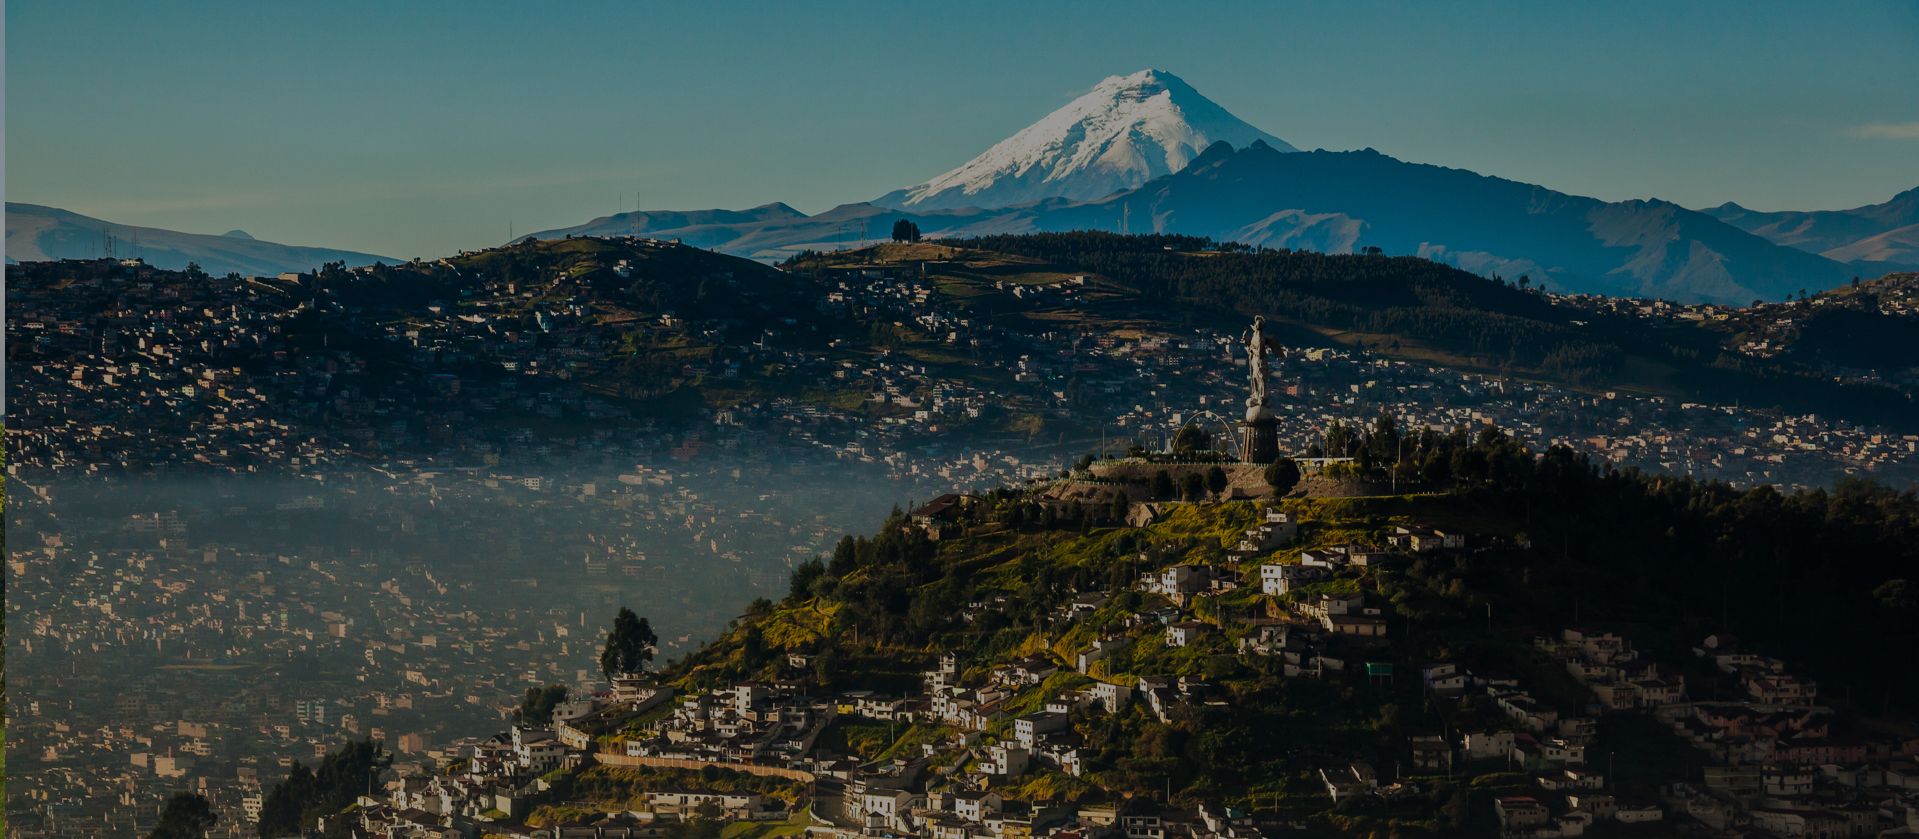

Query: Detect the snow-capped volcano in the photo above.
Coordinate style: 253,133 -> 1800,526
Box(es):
876,69 -> 1295,212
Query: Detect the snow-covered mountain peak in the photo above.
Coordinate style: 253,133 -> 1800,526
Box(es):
877,69 -> 1295,212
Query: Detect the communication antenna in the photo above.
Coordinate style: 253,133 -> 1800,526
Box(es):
1121,203 -> 1130,236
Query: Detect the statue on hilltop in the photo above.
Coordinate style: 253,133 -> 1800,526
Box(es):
1238,315 -> 1281,464
1243,315 -> 1273,408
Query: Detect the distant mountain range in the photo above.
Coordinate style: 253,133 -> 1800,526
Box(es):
4,202 -> 396,277
523,70 -> 1913,305
519,201 -> 896,258
1704,187 -> 1919,267
13,70 -> 1914,305
963,141 -> 1868,303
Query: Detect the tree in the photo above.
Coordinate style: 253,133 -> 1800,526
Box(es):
1369,411 -> 1401,464
1263,458 -> 1302,495
600,608 -> 659,679
1205,465 -> 1229,495
1875,579 -> 1914,612
1172,424 -> 1210,454
258,739 -> 389,838
890,219 -> 921,243
812,646 -> 841,686
1180,473 -> 1206,501
518,684 -> 569,726
739,623 -> 770,670
257,764 -> 314,837
1150,470 -> 1175,499
150,792 -> 218,839
787,556 -> 825,602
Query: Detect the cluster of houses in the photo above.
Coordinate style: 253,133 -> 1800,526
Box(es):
1536,629 -> 1688,712
16,247 -> 1912,494
1424,625 -> 1919,837
3,445 -> 907,837
1102,510 -> 1397,679
323,680 -> 817,838
620,681 -> 827,766
1410,634 -> 1671,838
383,654 -> 1289,839
1642,635 -> 1919,836
376,504 -> 1461,839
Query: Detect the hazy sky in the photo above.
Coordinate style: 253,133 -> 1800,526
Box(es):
9,0 -> 1919,259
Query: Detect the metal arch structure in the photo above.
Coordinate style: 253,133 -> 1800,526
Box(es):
1166,410 -> 1243,460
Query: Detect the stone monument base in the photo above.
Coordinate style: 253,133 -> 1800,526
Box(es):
1240,403 -> 1279,465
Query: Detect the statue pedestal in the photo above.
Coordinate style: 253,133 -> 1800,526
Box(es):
1240,404 -> 1279,465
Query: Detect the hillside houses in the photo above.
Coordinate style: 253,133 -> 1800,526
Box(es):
1258,562 -> 1327,596
1387,525 -> 1464,553
1430,626 -> 1919,836
1695,634 -> 1822,707
1230,509 -> 1297,558
1537,628 -> 1687,710
1293,592 -> 1388,638
13,250 -> 1917,499
1165,621 -> 1212,647
1139,563 -> 1235,607
912,493 -> 981,539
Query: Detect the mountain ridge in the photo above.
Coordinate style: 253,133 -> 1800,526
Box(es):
1704,186 -> 1919,266
5,202 -> 397,277
500,70 -> 1906,303
931,143 -> 1861,304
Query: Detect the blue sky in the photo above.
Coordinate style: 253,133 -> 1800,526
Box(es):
9,0 -> 1918,259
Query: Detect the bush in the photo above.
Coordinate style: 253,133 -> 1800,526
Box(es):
1264,458 -> 1301,494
